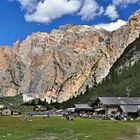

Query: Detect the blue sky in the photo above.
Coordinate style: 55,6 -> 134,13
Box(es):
0,0 -> 140,46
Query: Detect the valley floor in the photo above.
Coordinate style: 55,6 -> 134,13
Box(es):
0,116 -> 140,140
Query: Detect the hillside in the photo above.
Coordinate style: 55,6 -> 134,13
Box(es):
0,10 -> 140,103
0,95 -> 23,106
50,36 -> 140,108
4,36 -> 139,108
97,36 -> 140,97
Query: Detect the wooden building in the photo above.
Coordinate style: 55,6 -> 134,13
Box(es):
1,107 -> 20,116
74,104 -> 94,114
119,105 -> 140,117
92,97 -> 140,116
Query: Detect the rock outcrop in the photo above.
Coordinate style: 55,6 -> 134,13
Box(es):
0,10 -> 140,103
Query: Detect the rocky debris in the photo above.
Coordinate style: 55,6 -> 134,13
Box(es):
0,10 -> 140,103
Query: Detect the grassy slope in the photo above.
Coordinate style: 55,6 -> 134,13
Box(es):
0,95 -> 23,106
0,116 -> 139,140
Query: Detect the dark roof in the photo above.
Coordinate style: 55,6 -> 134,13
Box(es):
131,97 -> 140,104
74,104 -> 93,110
98,97 -> 122,105
97,97 -> 140,106
120,105 -> 138,113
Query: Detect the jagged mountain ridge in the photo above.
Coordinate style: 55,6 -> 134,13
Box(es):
92,36 -> 140,97
50,36 -> 140,108
0,10 -> 140,103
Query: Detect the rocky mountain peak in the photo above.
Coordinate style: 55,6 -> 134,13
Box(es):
0,10 -> 140,103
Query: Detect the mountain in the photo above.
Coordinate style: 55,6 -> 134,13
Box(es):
0,10 -> 140,103
49,36 -> 140,108
102,36 -> 140,96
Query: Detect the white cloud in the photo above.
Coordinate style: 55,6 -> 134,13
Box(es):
95,19 -> 126,31
78,0 -> 104,20
113,0 -> 139,6
9,0 -> 140,24
25,0 -> 81,23
105,4 -> 119,20
10,0 -> 105,24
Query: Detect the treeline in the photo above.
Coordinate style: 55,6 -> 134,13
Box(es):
22,98 -> 54,110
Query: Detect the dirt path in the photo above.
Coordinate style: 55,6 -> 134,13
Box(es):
117,125 -> 140,140
30,133 -> 58,140
132,125 -> 140,140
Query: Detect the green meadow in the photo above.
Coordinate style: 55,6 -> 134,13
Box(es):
0,116 -> 140,140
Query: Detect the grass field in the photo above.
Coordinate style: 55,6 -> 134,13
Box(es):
0,116 -> 140,140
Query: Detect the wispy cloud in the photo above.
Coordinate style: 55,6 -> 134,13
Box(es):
105,0 -> 140,20
104,4 -> 119,20
9,0 -> 38,12
105,5 -> 119,20
78,0 -> 104,20
113,0 -> 139,7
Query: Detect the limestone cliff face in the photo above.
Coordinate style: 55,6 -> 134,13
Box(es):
0,10 -> 140,103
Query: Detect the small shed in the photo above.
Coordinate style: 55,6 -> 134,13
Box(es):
2,107 -> 12,115
1,107 -> 20,116
74,104 -> 94,114
12,109 -> 20,115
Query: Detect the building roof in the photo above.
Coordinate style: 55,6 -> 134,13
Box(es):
74,104 -> 93,110
131,97 -> 140,104
97,97 -> 140,106
120,105 -> 138,113
2,106 -> 20,112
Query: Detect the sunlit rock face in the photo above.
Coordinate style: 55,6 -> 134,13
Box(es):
0,10 -> 140,103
